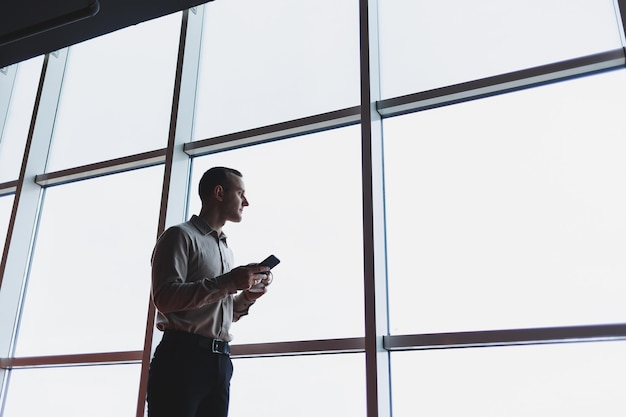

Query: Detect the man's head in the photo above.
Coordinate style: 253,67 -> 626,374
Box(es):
198,167 -> 248,224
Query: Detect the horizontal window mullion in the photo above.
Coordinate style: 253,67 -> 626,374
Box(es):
385,323 -> 626,351
378,48 -> 626,118
34,148 -> 167,187
184,106 -> 361,157
7,323 -> 624,367
0,350 -> 143,369
2,337 -> 366,368
0,180 -> 18,196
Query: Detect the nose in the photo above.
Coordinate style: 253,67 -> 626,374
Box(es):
243,196 -> 249,206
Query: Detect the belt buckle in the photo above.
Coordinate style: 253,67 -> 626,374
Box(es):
211,339 -> 225,354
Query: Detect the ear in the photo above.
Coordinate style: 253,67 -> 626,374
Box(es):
214,185 -> 225,201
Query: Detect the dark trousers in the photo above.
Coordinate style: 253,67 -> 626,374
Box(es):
147,331 -> 234,417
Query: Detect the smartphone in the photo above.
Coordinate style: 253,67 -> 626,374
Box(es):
250,255 -> 280,292
258,254 -> 280,269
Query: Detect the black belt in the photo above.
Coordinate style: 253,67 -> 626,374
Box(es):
163,330 -> 231,355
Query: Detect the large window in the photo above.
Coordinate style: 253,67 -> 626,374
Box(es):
231,354 -> 365,416
384,69 -> 626,335
0,56 -> 44,183
193,0 -> 360,139
378,0 -> 623,97
189,126 -> 364,344
45,14 -> 181,172
2,364 -> 141,417
391,342 -> 626,417
1,1 -> 625,417
15,167 -> 163,356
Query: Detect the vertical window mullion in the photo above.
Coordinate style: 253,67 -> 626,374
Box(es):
135,7 -> 204,417
359,0 -> 391,416
0,49 -> 68,408
0,65 -> 17,147
615,0 -> 626,45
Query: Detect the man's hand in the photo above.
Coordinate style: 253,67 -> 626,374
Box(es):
229,265 -> 271,290
243,286 -> 267,301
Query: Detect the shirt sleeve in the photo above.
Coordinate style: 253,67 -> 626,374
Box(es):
233,292 -> 256,321
151,227 -> 237,314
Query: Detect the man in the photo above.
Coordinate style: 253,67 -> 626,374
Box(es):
147,166 -> 271,417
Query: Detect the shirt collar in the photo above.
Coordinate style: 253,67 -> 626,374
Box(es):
190,215 -> 228,241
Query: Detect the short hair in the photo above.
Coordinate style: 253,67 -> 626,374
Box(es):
198,167 -> 243,202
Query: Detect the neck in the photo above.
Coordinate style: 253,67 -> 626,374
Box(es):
198,207 -> 225,234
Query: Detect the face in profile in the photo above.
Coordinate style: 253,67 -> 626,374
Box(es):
221,173 -> 249,223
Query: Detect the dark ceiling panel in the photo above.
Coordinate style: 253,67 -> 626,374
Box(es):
0,0 -> 212,68
0,0 -> 99,46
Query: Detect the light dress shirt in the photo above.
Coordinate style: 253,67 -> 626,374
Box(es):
151,215 -> 254,342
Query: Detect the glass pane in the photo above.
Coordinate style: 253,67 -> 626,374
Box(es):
14,166 -> 163,355
385,70 -> 626,335
3,364 -> 140,417
231,353 -> 365,417
391,342 -> 626,417
0,195 -> 14,255
0,56 -> 44,183
379,0 -> 623,98
45,13 -> 182,172
188,126 -> 363,343
193,0 -> 360,139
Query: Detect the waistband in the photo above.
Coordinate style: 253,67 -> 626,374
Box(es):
163,330 -> 231,355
